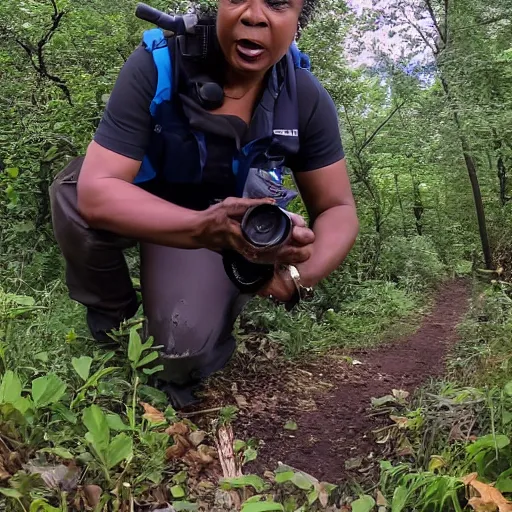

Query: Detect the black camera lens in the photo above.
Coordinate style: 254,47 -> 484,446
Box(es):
241,204 -> 292,248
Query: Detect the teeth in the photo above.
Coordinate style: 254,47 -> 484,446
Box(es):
237,44 -> 264,58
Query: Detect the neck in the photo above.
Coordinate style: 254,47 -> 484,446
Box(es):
224,67 -> 267,90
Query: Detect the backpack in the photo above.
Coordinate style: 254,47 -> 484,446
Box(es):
134,27 -> 311,194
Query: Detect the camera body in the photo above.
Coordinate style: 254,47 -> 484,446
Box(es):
222,164 -> 299,294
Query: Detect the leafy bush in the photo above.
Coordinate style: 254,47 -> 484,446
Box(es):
241,279 -> 421,357
378,235 -> 446,291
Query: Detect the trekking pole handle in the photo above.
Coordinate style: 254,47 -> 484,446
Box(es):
135,2 -> 186,33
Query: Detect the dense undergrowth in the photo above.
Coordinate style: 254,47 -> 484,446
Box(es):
0,227 -> 457,511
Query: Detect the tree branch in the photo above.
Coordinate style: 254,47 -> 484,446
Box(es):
424,0 -> 445,45
452,15 -> 510,33
399,4 -> 439,55
358,100 -> 406,156
10,4 -> 72,105
50,0 -> 58,18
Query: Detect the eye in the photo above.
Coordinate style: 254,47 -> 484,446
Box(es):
266,0 -> 289,9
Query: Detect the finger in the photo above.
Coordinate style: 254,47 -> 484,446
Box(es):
288,212 -> 307,228
227,223 -> 266,261
276,245 -> 313,265
291,226 -> 315,247
223,197 -> 275,218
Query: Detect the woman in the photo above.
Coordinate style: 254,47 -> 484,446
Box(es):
49,0 -> 359,407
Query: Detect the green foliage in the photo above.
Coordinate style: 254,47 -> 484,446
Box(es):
378,236 -> 447,291
243,278 -> 421,356
373,282 -> 512,511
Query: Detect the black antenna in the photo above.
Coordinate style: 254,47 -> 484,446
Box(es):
135,2 -> 196,33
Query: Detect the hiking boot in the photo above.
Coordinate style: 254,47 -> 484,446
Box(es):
152,378 -> 204,410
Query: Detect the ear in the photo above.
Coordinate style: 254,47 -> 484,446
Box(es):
295,21 -> 302,42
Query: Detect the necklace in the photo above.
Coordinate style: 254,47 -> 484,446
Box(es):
223,88 -> 251,100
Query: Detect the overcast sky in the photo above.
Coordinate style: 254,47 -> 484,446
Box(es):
344,0 -> 435,69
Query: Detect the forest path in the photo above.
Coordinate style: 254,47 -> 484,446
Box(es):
198,279 -> 471,484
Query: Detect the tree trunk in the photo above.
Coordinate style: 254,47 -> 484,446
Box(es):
492,131 -> 509,205
440,77 -> 493,269
394,174 -> 407,237
411,176 -> 424,236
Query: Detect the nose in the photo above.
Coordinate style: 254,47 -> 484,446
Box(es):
240,0 -> 268,27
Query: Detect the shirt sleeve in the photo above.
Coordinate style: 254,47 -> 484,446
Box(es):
93,45 -> 157,161
287,69 -> 345,173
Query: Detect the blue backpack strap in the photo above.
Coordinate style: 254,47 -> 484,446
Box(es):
142,28 -> 173,116
289,41 -> 311,71
134,29 -> 174,185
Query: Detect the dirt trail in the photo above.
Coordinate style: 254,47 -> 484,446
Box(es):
199,279 -> 470,484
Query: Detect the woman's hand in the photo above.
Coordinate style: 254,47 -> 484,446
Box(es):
257,264 -> 297,302
273,212 -> 315,265
199,199 -> 315,265
198,197 -> 275,255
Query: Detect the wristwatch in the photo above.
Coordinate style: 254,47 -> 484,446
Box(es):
285,265 -> 314,311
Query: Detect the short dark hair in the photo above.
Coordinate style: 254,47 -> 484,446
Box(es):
299,0 -> 319,30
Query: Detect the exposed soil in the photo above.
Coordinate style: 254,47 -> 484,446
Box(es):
194,278 -> 470,486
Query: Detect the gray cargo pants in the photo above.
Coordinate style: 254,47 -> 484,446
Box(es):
49,157 -> 251,402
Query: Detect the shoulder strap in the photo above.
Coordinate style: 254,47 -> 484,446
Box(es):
289,41 -> 311,71
142,28 -> 173,116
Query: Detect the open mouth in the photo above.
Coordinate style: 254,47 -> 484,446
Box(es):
236,39 -> 265,60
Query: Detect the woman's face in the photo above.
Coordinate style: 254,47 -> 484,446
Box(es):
216,0 -> 303,77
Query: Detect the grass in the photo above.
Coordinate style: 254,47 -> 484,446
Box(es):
241,278 -> 429,358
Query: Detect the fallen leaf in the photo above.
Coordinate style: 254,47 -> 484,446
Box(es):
390,416 -> 409,428
376,490 -> 388,506
189,431 -> 206,447
284,420 -> 298,431
396,436 -> 414,457
184,444 -> 217,467
185,450 -> 211,466
371,395 -> 396,408
468,498 -> 499,511
166,435 -> 190,460
317,483 -> 329,507
24,462 -> 80,491
345,457 -> 363,470
463,473 -> 512,512
392,389 -> 410,401
171,484 -> 186,498
140,402 -> 165,424
166,422 -> 190,436
83,485 -> 102,507
198,444 -> 217,459
176,434 -> 192,450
